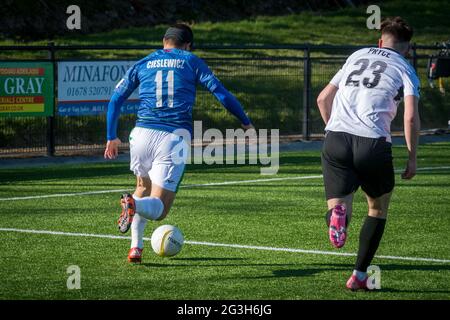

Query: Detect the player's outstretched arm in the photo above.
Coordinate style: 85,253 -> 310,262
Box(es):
212,84 -> 253,130
104,64 -> 140,159
195,57 -> 253,129
402,95 -> 420,179
104,137 -> 122,159
316,84 -> 338,125
105,92 -> 126,159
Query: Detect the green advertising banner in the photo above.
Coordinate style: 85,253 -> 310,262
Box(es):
0,62 -> 54,117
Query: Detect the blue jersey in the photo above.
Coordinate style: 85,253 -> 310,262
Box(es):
106,48 -> 251,140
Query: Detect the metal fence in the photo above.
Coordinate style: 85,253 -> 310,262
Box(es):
0,43 -> 448,158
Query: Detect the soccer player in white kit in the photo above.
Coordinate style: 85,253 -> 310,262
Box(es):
316,17 -> 420,290
104,24 -> 253,263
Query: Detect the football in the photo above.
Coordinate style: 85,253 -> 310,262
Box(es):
151,225 -> 184,257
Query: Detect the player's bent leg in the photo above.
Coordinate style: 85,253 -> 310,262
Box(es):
134,175 -> 152,198
131,176 -> 165,221
133,195 -> 165,221
127,177 -> 153,263
326,194 -> 354,226
127,130 -> 186,262
128,177 -> 170,263
149,183 -> 177,221
127,168 -> 181,263
347,191 -> 392,290
145,140 -> 186,220
326,194 -> 353,248
321,132 -> 358,249
128,210 -> 148,263
125,128 -> 154,261
117,193 -> 136,234
131,176 -> 178,221
366,191 -> 392,219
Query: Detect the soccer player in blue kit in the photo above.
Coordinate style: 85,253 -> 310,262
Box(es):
104,24 -> 253,263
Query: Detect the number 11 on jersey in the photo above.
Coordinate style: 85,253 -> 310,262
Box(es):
155,70 -> 174,108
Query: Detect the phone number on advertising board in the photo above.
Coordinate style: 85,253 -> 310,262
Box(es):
65,86 -> 112,97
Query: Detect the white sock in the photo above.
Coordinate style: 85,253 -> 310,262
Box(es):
133,195 -> 164,221
130,213 -> 148,249
353,269 -> 367,281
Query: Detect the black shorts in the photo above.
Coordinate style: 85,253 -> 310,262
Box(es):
321,131 -> 395,200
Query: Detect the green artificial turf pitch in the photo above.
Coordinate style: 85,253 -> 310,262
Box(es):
0,142 -> 449,300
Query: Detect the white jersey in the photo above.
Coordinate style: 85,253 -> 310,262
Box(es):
325,47 -> 420,142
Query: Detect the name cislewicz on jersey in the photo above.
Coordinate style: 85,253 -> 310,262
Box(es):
147,59 -> 186,69
325,47 -> 420,143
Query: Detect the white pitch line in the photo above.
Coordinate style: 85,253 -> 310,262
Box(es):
0,227 -> 449,264
0,174 -> 323,201
1,165 -> 449,202
396,166 -> 450,172
183,175 -> 323,188
0,188 -> 131,201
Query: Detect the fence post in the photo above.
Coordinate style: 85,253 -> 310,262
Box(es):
303,46 -> 311,140
47,42 -> 56,157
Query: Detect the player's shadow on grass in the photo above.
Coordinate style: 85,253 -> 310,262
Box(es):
310,263 -> 450,272
307,262 -> 450,293
374,288 -> 450,294
247,268 -> 324,279
171,257 -> 245,262
139,261 -> 297,268
0,165 -> 130,183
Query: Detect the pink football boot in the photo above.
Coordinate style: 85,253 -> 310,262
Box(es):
328,204 -> 347,248
346,274 -> 369,291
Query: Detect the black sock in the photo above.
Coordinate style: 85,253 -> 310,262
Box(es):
325,209 -> 333,227
325,208 -> 349,227
355,216 -> 387,272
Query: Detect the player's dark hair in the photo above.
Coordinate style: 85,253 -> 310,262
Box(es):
380,17 -> 413,43
163,23 -> 194,48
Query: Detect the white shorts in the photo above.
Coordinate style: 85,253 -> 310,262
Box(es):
129,127 -> 189,192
